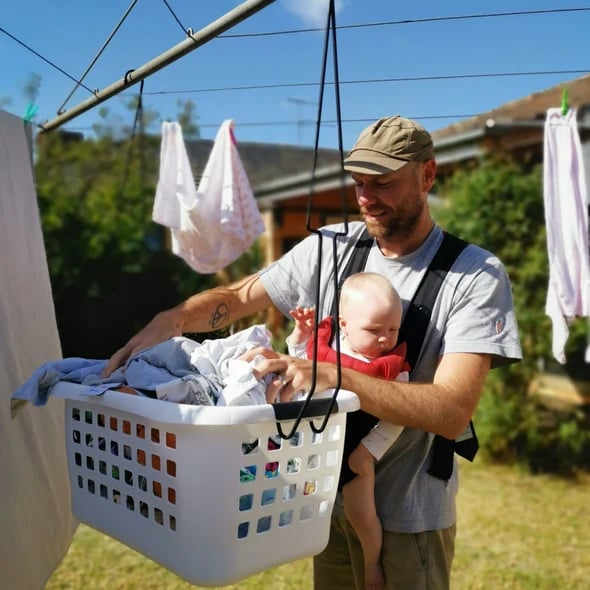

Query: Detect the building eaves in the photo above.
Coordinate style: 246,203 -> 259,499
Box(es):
255,163 -> 352,207
185,137 -> 342,189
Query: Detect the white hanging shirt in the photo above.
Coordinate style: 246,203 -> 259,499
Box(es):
152,120 -> 265,273
543,107 -> 590,363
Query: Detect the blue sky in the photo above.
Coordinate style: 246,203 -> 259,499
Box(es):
1,0 -> 589,150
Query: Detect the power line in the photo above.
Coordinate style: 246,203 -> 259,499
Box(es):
196,114 -> 483,128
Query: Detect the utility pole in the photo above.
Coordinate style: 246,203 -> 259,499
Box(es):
284,97 -> 316,145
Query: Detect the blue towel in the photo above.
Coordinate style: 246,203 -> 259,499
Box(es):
11,337 -> 206,406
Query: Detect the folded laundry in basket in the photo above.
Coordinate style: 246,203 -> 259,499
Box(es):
11,338 -> 201,407
217,358 -> 268,406
11,357 -> 112,407
155,374 -> 217,405
11,325 -> 275,409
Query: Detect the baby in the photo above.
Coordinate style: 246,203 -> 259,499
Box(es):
286,272 -> 409,590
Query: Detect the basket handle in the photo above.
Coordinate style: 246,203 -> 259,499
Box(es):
272,396 -> 338,422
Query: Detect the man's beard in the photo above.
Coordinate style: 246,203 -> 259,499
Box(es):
362,198 -> 424,242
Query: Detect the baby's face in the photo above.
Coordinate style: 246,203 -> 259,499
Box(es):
340,296 -> 401,360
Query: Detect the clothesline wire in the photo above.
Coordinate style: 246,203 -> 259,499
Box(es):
56,0 -> 193,115
1,7 -> 587,104
57,0 -> 140,115
219,7 -> 590,38
0,25 -> 93,93
160,0 -> 191,35
32,66 -> 590,131
63,113 -> 590,134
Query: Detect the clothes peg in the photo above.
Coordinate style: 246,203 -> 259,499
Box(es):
561,89 -> 569,116
23,103 -> 38,127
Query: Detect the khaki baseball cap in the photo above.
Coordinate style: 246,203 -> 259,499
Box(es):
343,115 -> 434,175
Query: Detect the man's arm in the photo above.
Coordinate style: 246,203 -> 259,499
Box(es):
103,273 -> 273,377
342,352 -> 491,439
250,350 -> 491,440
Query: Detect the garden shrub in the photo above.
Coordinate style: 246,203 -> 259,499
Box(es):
436,157 -> 589,474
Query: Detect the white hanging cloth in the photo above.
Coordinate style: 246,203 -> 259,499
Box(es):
543,107 -> 590,363
0,110 -> 77,588
153,120 -> 265,273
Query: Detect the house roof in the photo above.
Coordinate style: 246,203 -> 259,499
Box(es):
185,138 -> 342,189
190,73 -> 590,197
255,163 -> 352,206
432,73 -> 590,141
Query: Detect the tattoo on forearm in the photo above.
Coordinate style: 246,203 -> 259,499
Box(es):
210,302 -> 230,329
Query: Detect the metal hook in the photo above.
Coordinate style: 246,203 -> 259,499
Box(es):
124,69 -> 135,85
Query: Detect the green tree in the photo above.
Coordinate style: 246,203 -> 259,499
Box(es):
34,117 -> 219,358
92,96 -> 160,140
175,98 -> 200,138
23,72 -> 42,104
435,157 -> 590,474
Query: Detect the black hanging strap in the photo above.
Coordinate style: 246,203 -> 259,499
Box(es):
331,228 -> 478,481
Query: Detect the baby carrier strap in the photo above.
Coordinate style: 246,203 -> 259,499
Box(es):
329,229 -> 373,318
332,227 -> 478,481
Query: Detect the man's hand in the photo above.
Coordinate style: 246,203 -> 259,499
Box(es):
242,346 -> 338,403
101,309 -> 183,377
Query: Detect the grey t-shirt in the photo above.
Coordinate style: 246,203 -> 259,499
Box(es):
259,221 -> 522,533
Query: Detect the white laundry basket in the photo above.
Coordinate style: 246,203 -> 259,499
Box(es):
51,381 -> 359,587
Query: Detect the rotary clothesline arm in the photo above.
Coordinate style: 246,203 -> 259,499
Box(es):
39,0 -> 278,133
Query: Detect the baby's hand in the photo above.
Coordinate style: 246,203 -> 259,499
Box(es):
289,306 -> 315,335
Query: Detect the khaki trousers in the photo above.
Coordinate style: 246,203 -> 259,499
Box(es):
313,513 -> 456,590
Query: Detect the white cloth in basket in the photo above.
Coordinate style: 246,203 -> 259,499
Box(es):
11,326 -> 273,407
152,120 -> 265,273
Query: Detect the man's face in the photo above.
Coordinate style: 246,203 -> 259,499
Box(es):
351,161 -> 431,242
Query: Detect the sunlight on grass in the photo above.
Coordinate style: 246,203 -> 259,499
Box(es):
47,461 -> 589,589
453,461 -> 589,590
46,526 -> 313,590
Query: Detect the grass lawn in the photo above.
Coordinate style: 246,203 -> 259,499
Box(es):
46,460 -> 589,589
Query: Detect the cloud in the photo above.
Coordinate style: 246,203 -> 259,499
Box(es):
281,0 -> 347,28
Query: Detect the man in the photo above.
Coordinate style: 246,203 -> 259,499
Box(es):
104,115 -> 522,589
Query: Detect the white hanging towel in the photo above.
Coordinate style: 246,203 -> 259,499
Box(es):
153,120 -> 265,273
543,107 -> 590,363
